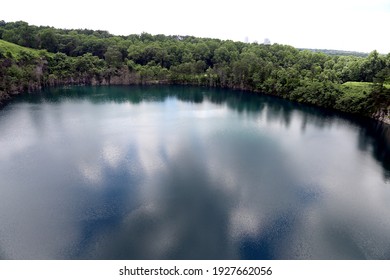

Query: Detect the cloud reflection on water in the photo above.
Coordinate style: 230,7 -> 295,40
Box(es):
0,86 -> 389,259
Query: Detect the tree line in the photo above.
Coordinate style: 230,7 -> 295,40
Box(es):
0,20 -> 389,119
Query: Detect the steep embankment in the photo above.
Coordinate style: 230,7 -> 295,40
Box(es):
0,39 -> 48,102
339,82 -> 390,124
0,40 -> 124,104
0,39 -> 156,105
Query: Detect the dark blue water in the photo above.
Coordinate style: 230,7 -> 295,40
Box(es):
0,86 -> 389,259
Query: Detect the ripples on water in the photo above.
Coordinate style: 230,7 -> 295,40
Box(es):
0,86 -> 389,259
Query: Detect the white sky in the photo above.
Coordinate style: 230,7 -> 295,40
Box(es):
1,0 -> 389,53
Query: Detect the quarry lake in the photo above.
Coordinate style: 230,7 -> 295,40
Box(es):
0,85 -> 390,259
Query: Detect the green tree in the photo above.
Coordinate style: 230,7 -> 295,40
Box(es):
361,50 -> 386,82
39,29 -> 58,53
104,45 -> 122,68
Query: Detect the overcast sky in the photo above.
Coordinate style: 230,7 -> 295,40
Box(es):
1,0 -> 389,53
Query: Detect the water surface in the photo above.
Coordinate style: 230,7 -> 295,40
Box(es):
0,86 -> 390,259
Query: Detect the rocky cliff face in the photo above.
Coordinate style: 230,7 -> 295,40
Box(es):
373,108 -> 390,125
0,60 -> 45,104
0,65 -> 166,105
45,67 -> 146,88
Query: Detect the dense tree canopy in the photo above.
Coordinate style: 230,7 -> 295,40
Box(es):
0,20 -> 389,119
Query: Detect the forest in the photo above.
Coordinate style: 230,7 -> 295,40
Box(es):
0,20 -> 389,121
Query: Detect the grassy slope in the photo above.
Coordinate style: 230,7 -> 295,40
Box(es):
0,39 -> 46,60
341,82 -> 372,96
339,82 -> 390,116
342,81 -> 390,90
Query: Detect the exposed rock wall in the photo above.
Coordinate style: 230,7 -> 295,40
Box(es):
373,108 -> 390,125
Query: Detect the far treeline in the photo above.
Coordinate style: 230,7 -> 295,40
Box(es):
0,21 -> 389,121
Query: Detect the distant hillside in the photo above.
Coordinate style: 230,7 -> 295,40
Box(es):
300,48 -> 369,57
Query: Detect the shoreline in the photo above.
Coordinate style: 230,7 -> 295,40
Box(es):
1,82 -> 389,126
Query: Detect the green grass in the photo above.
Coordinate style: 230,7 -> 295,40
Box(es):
335,82 -> 373,113
338,81 -> 390,113
341,82 -> 372,96
342,81 -> 390,92
0,39 -> 46,60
